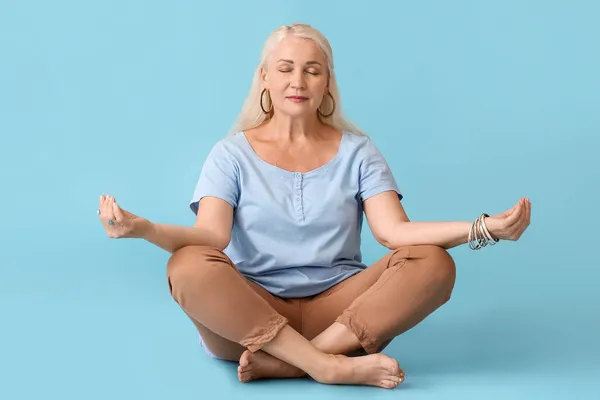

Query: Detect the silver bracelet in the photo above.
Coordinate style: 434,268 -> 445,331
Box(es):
468,213 -> 499,250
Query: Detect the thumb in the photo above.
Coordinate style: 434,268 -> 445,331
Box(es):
505,199 -> 524,226
504,200 -> 521,216
496,204 -> 515,220
112,200 -> 125,223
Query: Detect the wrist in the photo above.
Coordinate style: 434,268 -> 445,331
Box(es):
138,218 -> 155,239
483,217 -> 501,241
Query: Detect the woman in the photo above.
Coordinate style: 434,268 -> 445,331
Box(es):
97,23 -> 531,389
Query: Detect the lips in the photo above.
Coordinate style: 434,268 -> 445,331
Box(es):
287,96 -> 308,102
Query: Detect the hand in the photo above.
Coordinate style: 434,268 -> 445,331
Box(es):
485,197 -> 531,241
97,195 -> 150,239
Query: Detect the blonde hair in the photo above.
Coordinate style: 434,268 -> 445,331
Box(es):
229,23 -> 365,136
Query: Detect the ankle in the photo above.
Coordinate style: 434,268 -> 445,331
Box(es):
310,354 -> 343,383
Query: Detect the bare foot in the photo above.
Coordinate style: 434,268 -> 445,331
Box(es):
238,350 -> 305,382
317,353 -> 405,389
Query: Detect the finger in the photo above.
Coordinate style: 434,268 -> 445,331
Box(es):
515,216 -> 530,240
510,200 -> 521,212
505,198 -> 523,218
514,199 -> 527,224
521,200 -> 531,232
506,199 -> 524,226
100,195 -> 110,218
103,195 -> 116,224
521,198 -> 530,223
501,202 -> 517,218
112,199 -> 124,223
514,201 -> 531,238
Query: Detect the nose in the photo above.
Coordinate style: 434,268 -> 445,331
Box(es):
290,70 -> 306,90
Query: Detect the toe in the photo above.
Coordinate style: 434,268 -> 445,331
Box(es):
238,370 -> 252,383
238,364 -> 252,373
380,380 -> 398,389
239,351 -> 252,367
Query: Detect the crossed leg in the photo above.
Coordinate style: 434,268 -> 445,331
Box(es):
167,245 -> 456,387
238,245 -> 457,382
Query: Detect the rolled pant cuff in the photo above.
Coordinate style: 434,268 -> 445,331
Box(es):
335,312 -> 381,354
240,315 -> 289,353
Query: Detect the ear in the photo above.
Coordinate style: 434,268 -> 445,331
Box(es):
260,66 -> 268,88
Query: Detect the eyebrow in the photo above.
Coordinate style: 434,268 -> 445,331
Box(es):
277,59 -> 322,66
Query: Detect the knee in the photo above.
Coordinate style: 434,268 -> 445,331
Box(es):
396,245 -> 456,301
166,245 -> 230,291
422,245 -> 456,302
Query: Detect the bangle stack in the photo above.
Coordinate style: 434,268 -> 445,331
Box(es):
468,213 -> 499,250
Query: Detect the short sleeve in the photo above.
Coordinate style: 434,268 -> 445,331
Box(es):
358,139 -> 403,202
189,141 -> 240,214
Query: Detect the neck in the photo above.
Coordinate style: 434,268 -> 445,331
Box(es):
266,113 -> 323,142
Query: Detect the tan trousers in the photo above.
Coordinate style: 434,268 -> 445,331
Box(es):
167,244 -> 456,360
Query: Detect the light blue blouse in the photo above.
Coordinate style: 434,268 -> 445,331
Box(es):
189,131 -> 403,298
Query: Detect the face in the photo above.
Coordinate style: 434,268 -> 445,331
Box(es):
262,35 -> 329,118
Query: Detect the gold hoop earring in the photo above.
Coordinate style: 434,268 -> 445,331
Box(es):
318,92 -> 336,118
260,88 -> 273,114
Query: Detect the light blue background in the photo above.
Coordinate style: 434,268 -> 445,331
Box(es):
1,1 -> 598,399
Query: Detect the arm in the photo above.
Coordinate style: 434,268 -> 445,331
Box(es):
363,192 -> 469,249
385,221 -> 473,249
100,194 -> 234,254
141,197 -> 234,253
364,191 -> 530,250
100,140 -> 239,253
356,137 -> 530,250
364,192 -> 477,249
141,139 -> 238,253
